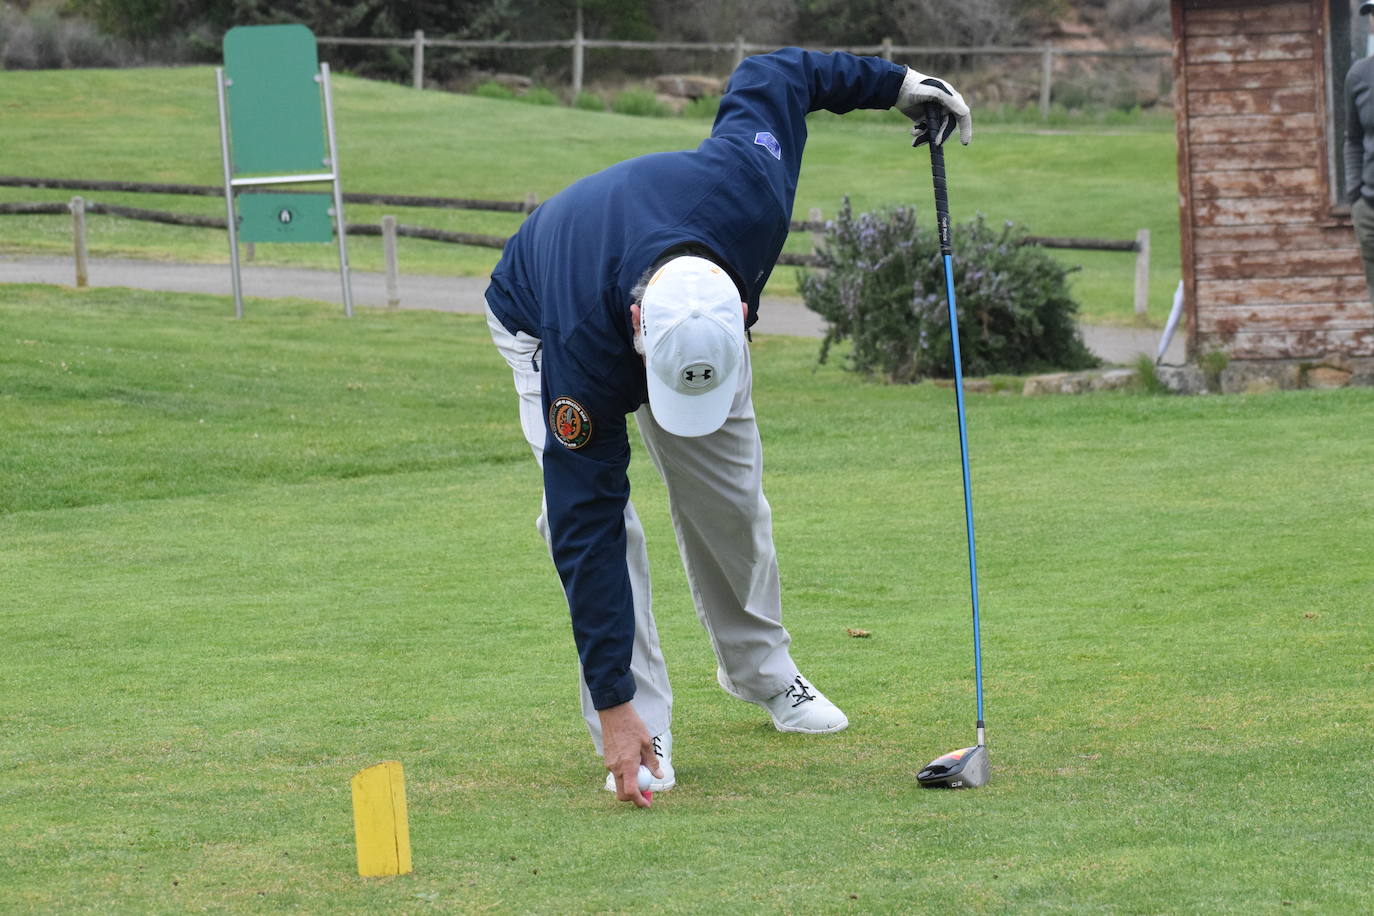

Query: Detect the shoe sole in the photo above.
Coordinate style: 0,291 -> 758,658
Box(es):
717,670 -> 849,734
763,713 -> 849,735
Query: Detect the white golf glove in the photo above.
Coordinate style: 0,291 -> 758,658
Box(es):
896,67 -> 973,147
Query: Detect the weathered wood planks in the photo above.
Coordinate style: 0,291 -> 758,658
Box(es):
1174,0 -> 1368,361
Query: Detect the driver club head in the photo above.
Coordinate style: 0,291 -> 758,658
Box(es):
917,744 -> 989,789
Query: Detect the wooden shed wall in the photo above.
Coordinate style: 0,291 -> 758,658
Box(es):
1174,0 -> 1374,360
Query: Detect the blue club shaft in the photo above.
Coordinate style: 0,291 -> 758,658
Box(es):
941,253 -> 985,728
924,104 -> 985,739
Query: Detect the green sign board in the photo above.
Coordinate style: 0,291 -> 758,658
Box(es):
237,193 -> 335,243
223,24 -> 326,175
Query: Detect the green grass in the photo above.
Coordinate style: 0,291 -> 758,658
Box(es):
0,67 -> 1178,323
2,285 -> 1371,912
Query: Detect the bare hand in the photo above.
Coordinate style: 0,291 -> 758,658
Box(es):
598,702 -> 662,808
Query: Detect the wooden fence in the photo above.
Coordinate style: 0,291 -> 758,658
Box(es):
0,176 -> 1151,313
316,32 -> 1168,120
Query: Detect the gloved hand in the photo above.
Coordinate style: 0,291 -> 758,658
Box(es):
896,67 -> 973,147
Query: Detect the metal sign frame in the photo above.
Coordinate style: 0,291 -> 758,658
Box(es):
216,26 -> 353,318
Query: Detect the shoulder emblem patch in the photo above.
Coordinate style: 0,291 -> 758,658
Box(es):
754,131 -> 782,161
550,396 -> 592,449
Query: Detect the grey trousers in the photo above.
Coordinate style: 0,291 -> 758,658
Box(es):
487,306 -> 797,754
1352,197 -> 1374,302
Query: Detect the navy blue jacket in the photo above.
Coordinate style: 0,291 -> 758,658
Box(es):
485,48 -> 904,710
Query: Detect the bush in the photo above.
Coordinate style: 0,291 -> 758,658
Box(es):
1134,354 -> 1167,395
0,5 -> 138,69
574,91 -> 606,112
60,17 -> 125,68
2,5 -> 62,69
1199,349 -> 1229,392
800,198 -> 1099,382
680,94 -> 720,120
473,81 -> 515,101
611,88 -> 670,118
519,86 -> 558,106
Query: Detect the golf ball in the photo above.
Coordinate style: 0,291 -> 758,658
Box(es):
637,766 -> 653,792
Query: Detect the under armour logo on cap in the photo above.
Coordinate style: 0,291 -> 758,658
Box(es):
681,364 -> 714,388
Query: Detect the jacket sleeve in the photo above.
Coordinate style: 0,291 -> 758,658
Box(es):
538,334 -> 638,710
1346,62 -> 1366,205
711,47 -> 906,158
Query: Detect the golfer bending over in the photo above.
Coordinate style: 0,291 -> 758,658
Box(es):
484,47 -> 972,806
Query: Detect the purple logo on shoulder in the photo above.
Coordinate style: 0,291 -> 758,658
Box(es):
754,131 -> 782,161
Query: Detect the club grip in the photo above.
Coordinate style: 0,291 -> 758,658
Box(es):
924,102 -> 952,256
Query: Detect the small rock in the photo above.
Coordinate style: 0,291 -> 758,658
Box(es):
1157,366 -> 1206,395
1352,359 -> 1374,386
1023,373 -> 1070,396
653,74 -> 723,99
1090,369 -> 1138,391
963,379 -> 994,394
1220,362 -> 1300,394
1063,375 -> 1093,394
655,92 -> 687,115
1312,353 -> 1353,372
1304,366 -> 1352,389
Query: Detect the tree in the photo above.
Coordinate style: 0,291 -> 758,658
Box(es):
889,0 -> 1069,47
793,0 -> 900,46
68,0 -> 230,43
650,0 -> 794,44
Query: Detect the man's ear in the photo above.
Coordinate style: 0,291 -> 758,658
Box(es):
631,303 -> 642,333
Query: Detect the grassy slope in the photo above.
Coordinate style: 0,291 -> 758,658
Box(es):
0,67 -> 1177,323
2,287 -> 1371,912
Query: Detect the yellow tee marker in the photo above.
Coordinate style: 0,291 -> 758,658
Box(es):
350,761 -> 412,877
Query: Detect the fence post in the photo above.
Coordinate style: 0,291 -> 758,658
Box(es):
382,215 -> 400,309
413,30 -> 425,90
571,6 -> 585,98
524,191 -> 539,214
69,196 -> 88,288
1039,44 -> 1054,120
733,35 -> 746,71
880,37 -> 892,61
809,207 -> 824,259
1134,228 -> 1150,319
243,242 -> 255,262
572,31 -> 585,97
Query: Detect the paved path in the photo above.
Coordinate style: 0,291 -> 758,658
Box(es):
0,254 -> 1183,365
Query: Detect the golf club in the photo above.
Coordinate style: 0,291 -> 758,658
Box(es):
915,102 -> 989,790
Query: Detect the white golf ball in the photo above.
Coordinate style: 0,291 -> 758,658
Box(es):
637,766 -> 653,792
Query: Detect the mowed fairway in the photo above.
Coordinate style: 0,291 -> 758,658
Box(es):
2,287 -> 1371,912
0,67 -> 1177,323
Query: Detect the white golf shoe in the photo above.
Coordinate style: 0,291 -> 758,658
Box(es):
602,731 -> 676,793
718,670 -> 849,734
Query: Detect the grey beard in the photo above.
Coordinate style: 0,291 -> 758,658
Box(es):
633,324 -> 646,356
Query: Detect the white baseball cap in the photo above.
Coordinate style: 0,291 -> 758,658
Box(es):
640,256 -> 745,437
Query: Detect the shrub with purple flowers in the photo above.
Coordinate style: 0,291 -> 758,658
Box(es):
800,198 -> 1099,382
